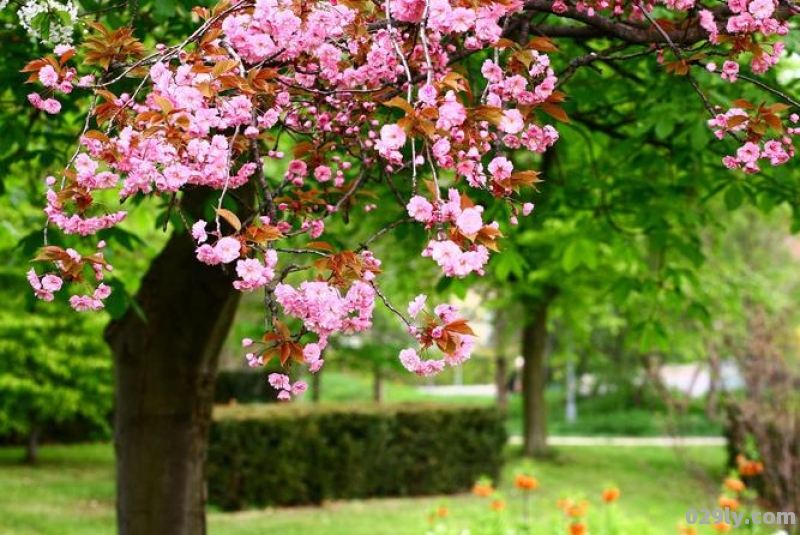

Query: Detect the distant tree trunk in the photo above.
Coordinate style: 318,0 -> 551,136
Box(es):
312,371 -> 322,403
373,364 -> 384,403
522,300 -> 550,457
105,228 -> 241,535
493,310 -> 509,410
706,345 -> 721,419
24,423 -> 40,465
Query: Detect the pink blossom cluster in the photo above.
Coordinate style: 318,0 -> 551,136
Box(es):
275,280 -> 376,339
708,109 -> 797,173
233,252 -> 278,291
69,284 -> 112,312
399,295 -> 476,376
408,189 -> 496,277
26,46 -> 85,115
722,139 -> 795,173
267,373 -> 307,401
26,269 -> 63,301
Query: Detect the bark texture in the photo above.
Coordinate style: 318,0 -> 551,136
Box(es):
105,229 -> 240,535
521,300 -> 549,457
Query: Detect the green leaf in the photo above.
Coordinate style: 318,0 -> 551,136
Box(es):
724,184 -> 744,211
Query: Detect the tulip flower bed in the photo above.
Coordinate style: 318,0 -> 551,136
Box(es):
425,455 -> 780,535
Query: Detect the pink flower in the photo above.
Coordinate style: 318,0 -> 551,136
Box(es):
408,294 -> 427,318
93,283 -> 112,300
42,99 -> 62,115
436,94 -> 467,130
196,244 -> 221,265
499,109 -> 525,134
488,156 -> 513,180
481,59 -> 504,83
268,373 -> 291,391
721,61 -> 739,82
192,220 -> 208,243
41,274 -> 63,292
288,159 -> 308,176
242,338 -> 254,347
54,45 -> 74,55
748,0 -> 775,19
418,84 -> 438,105
736,142 -> 761,164
455,207 -> 483,235
406,195 -> 434,222
291,381 -> 308,396
214,237 -> 241,264
39,65 -> 59,88
380,124 -> 407,150
309,219 -> 325,239
314,165 -> 332,182
522,202 -> 535,216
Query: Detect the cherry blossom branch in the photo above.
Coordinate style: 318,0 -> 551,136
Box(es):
638,5 -> 717,118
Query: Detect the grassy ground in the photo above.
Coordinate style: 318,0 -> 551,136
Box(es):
0,443 -> 726,535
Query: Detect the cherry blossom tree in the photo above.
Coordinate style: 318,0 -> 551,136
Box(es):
14,0 -> 800,532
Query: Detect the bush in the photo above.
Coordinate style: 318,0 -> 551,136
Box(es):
207,403 -> 507,509
214,370 -> 279,404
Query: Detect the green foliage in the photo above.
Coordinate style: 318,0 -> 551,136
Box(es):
207,403 -> 507,509
0,268 -> 112,445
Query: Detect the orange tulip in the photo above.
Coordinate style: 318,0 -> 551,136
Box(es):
736,455 -> 764,476
713,522 -> 732,532
679,525 -> 698,535
566,501 -> 589,518
724,478 -> 746,492
490,499 -> 506,511
718,495 -> 740,510
436,506 -> 449,518
569,522 -> 587,535
472,483 -> 494,497
601,488 -> 620,503
557,498 -> 573,511
515,474 -> 539,491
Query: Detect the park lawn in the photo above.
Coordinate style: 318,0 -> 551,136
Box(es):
0,443 -> 726,535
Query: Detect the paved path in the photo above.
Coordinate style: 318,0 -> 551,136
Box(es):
508,436 -> 727,447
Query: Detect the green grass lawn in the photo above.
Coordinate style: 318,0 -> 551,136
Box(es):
0,443 -> 726,535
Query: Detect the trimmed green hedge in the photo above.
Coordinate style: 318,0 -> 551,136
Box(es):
207,403 -> 506,509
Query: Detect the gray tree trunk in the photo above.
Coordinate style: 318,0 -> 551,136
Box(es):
105,229 -> 240,535
24,424 -> 40,465
521,300 -> 549,457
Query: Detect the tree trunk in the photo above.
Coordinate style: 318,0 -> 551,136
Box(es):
521,300 -> 549,457
492,310 -> 508,410
105,229 -> 240,535
24,424 -> 40,465
495,355 -> 508,410
373,364 -> 384,403
311,370 -> 322,403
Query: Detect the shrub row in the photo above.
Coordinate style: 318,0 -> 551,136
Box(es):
214,370 -> 279,404
207,402 -> 507,509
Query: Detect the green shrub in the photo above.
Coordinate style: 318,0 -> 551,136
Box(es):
207,403 -> 507,509
214,370 -> 279,404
